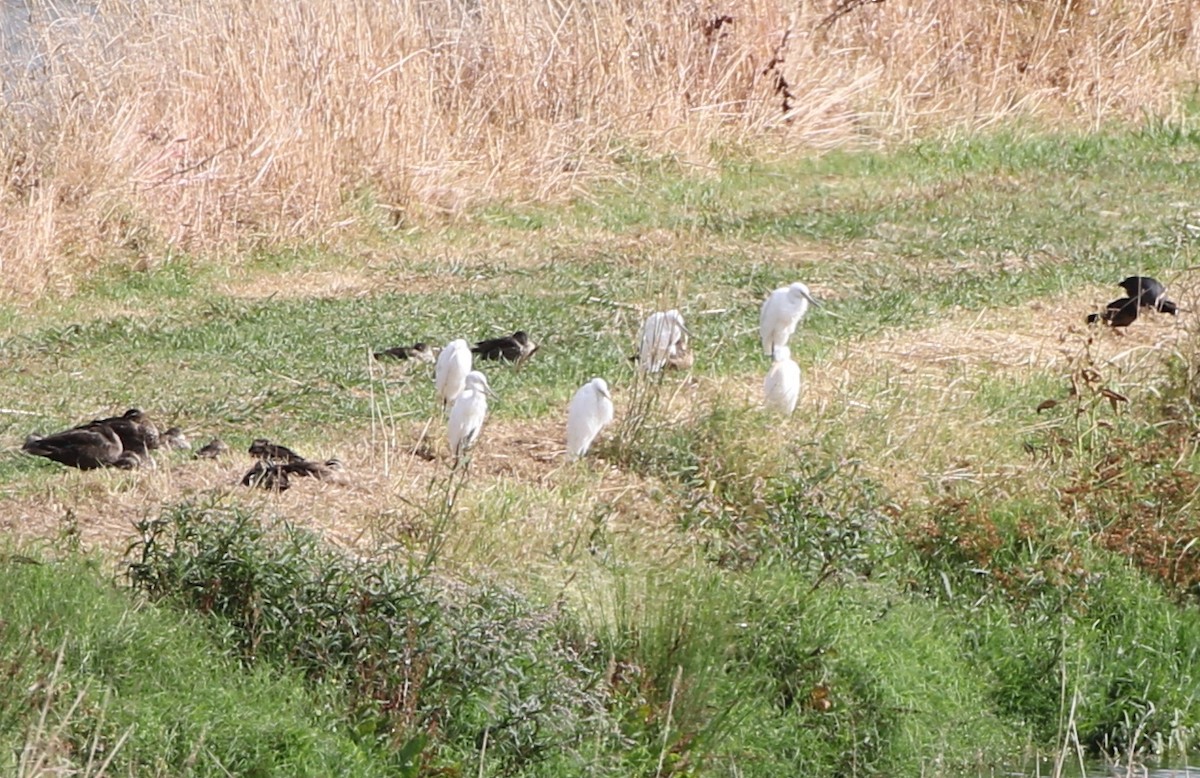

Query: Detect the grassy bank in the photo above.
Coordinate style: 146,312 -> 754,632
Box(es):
1,0 -> 1198,296
0,554 -> 402,776
2,118 -> 1200,774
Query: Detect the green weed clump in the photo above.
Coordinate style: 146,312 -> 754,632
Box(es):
591,570 -> 1023,777
125,502 -> 615,773
605,392 -> 894,582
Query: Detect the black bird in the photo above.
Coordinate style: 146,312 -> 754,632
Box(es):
196,438 -> 230,459
1087,296 -> 1140,328
248,438 -> 304,464
1119,275 -> 1178,315
22,426 -> 124,470
374,342 -> 436,363
471,331 -> 538,362
241,460 -> 290,491
75,409 -> 160,456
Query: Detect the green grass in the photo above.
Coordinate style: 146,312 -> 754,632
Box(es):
0,553 -> 399,777
4,118 -> 1200,775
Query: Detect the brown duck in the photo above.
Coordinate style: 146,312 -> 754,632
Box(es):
241,460 -> 291,491
22,426 -> 124,470
374,342 -> 436,363
161,427 -> 191,451
248,438 -> 305,464
75,409 -> 160,456
281,457 -> 345,481
196,438 -> 230,459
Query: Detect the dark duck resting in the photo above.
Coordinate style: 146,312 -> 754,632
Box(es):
161,427 -> 191,451
281,458 -> 345,482
22,426 -> 124,470
112,451 -> 147,470
1118,276 -> 1178,315
75,408 -> 160,456
374,342 -> 435,363
242,460 -> 290,491
1087,296 -> 1141,328
471,330 -> 538,362
248,438 -> 305,464
196,438 -> 230,459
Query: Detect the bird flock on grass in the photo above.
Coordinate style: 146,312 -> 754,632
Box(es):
19,274 -> 1180,489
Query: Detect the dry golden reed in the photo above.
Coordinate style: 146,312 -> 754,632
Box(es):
0,0 -> 1196,297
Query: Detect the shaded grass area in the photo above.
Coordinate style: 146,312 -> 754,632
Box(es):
4,121 -> 1200,774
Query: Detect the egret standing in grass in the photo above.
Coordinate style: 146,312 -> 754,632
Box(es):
638,309 -> 688,373
760,282 -> 818,357
448,371 -> 495,462
763,345 -> 802,416
435,338 -> 472,411
566,377 -> 614,459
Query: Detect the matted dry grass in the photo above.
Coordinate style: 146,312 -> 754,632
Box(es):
709,286 -> 1196,499
0,412 -> 685,579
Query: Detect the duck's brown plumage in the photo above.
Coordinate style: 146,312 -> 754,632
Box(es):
22,426 -> 124,470
161,427 -> 191,451
281,458 -> 345,482
241,460 -> 291,491
75,408 -> 160,456
374,342 -> 435,363
196,438 -> 230,459
248,438 -> 304,463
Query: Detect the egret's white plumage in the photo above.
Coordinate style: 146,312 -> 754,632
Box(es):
638,310 -> 688,373
763,346 -> 802,415
566,378 -> 615,459
760,282 -> 817,357
435,338 -> 472,410
448,371 -> 493,460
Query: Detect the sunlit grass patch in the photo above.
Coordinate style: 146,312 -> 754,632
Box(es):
4,120 -> 1200,772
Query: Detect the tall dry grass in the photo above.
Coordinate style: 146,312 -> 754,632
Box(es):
0,0 -> 1196,298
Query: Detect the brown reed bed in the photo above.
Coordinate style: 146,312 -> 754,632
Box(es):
1,0 -> 1196,298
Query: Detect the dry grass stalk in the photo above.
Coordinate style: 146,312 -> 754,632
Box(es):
1,0 -> 1197,295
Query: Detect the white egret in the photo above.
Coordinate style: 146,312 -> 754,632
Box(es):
763,346 -> 802,416
760,282 -> 818,357
638,309 -> 688,373
448,371 -> 494,461
435,338 -> 472,410
566,377 -> 615,459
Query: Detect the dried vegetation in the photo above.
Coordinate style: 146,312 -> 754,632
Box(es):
1,0 -> 1197,296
